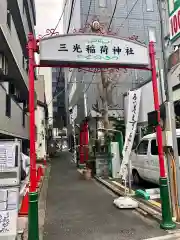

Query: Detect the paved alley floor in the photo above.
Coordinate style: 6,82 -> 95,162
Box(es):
43,152 -> 167,240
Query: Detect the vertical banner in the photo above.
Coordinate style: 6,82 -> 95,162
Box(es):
119,89 -> 141,180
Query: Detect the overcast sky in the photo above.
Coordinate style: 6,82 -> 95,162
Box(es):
35,0 -> 63,36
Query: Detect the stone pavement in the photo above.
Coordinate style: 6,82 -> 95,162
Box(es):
43,152 -> 168,240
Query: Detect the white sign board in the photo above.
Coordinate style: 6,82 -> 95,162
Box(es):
40,34 -> 149,67
0,141 -> 21,186
119,89 -> 141,180
0,187 -> 19,239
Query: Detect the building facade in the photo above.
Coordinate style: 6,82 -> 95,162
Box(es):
52,68 -> 66,129
38,67 -> 53,128
35,75 -> 48,160
0,0 -> 36,151
64,0 -> 169,126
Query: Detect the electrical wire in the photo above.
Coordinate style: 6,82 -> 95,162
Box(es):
66,0 -> 76,33
108,0 -> 119,31
119,0 -> 140,28
52,0 -> 68,34
85,0 -> 93,26
48,88 -> 65,106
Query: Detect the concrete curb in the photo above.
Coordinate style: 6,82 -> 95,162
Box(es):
94,176 -> 162,223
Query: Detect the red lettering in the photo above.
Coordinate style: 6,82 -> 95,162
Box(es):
173,15 -> 178,33
178,10 -> 180,29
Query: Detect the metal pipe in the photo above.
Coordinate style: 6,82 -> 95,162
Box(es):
149,42 -> 166,177
28,33 -> 37,192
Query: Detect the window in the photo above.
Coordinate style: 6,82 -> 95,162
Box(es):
9,83 -> 15,95
6,94 -> 11,118
52,82 -> 57,87
148,28 -> 156,42
146,0 -> 154,11
53,106 -> 58,112
99,0 -> 107,8
7,9 -> 11,30
151,139 -> 158,155
137,140 -> 149,155
22,102 -> 26,127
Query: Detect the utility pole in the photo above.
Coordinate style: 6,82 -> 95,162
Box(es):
158,0 -> 180,214
28,33 -> 39,240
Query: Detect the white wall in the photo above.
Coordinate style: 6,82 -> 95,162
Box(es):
35,105 -> 46,159
0,84 -> 29,138
38,67 -> 53,126
124,78 -> 163,124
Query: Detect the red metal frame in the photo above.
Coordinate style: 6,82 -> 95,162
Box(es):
28,33 -> 38,192
28,30 -> 166,191
79,124 -> 84,164
149,42 -> 165,177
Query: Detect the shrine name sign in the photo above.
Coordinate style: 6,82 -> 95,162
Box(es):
39,34 -> 149,68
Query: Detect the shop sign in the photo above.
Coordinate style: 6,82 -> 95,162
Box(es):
169,0 -> 180,42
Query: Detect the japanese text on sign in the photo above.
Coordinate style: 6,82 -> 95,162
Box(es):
58,43 -> 134,56
39,34 -> 149,67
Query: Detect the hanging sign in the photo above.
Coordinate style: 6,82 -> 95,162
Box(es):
39,34 -> 149,67
168,0 -> 180,42
119,89 -> 141,180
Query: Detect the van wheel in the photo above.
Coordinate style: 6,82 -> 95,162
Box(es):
132,170 -> 142,185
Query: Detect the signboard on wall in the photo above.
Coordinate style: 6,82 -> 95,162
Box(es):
168,47 -> 180,70
39,34 -> 149,68
168,0 -> 180,42
0,187 -> 19,238
0,140 -> 21,186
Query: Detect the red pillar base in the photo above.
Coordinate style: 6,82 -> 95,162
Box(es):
19,191 -> 29,216
36,165 -> 44,188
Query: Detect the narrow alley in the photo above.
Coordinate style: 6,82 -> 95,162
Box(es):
43,152 -> 166,240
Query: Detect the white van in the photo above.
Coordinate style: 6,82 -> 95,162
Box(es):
131,129 -> 180,185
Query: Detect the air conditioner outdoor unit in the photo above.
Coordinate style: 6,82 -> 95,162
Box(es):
0,53 -> 8,75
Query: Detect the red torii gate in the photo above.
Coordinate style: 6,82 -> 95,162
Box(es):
27,31 -> 175,239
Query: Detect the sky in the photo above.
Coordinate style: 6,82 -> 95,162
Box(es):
35,0 -> 64,36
